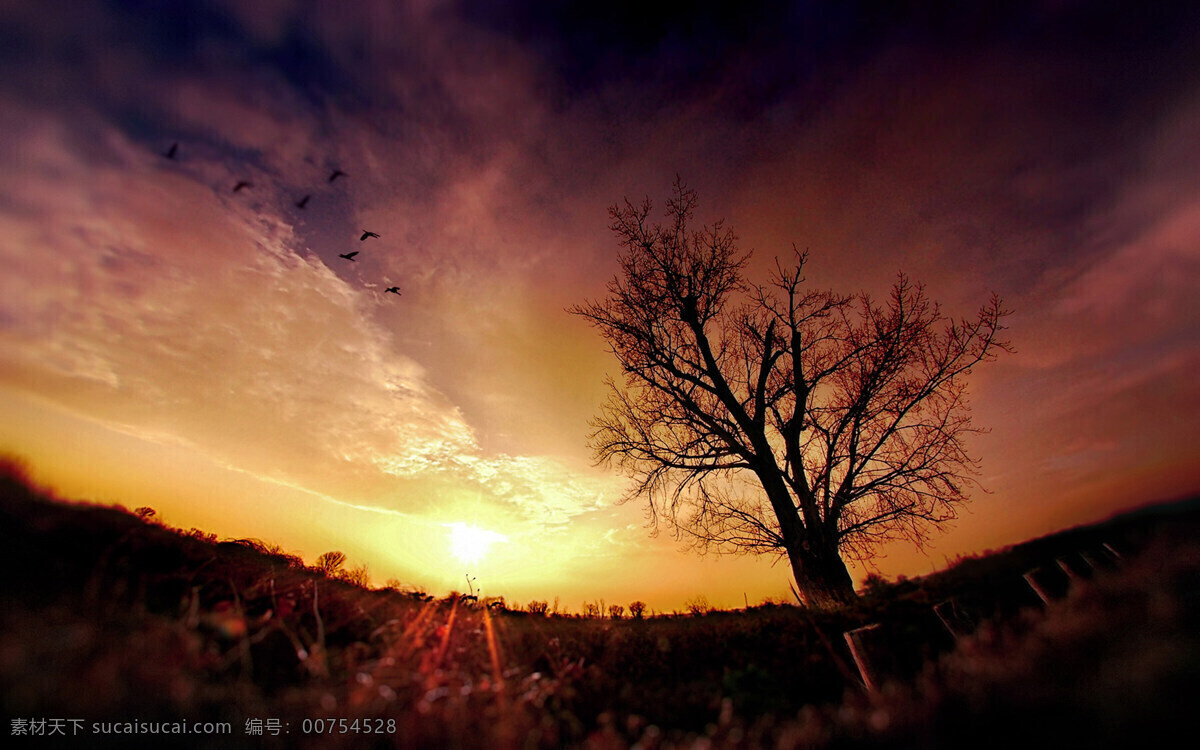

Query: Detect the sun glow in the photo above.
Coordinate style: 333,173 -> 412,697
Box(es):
447,523 -> 507,566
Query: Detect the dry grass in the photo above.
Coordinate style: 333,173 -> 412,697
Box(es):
2,464 -> 1196,748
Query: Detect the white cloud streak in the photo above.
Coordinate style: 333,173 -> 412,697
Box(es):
0,101 -> 614,529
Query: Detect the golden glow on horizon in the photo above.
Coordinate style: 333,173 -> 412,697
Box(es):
2,21 -> 1197,617
447,523 -> 508,567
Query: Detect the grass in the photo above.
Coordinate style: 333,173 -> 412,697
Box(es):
1,463 -> 1197,748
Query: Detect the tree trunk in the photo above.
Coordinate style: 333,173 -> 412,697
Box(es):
754,467 -> 858,609
787,541 -> 858,609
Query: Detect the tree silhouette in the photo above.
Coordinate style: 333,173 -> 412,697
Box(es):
570,180 -> 1011,608
314,551 -> 346,575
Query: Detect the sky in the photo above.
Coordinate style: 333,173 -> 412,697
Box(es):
1,0 -> 1198,612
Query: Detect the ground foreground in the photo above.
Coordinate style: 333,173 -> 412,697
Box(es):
2,467 -> 1197,748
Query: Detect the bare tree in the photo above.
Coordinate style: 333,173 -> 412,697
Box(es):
314,551 -> 347,576
570,180 -> 1011,608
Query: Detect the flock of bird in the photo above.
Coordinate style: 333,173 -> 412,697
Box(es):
163,142 -> 402,297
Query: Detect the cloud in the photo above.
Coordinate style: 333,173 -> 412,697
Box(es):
0,102 -> 614,528
1016,91 -> 1200,373
4,0 -> 1198,599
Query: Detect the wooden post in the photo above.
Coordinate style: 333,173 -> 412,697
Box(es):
1079,551 -> 1101,571
933,599 -> 970,640
1024,570 -> 1052,605
844,624 -> 882,693
1056,556 -> 1082,582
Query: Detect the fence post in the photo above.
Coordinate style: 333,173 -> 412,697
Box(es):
843,624 -> 882,693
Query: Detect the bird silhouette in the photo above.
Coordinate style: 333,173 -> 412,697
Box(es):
295,194 -> 311,209
328,169 -> 346,183
385,286 -> 402,295
164,142 -> 178,159
360,231 -> 380,241
233,181 -> 251,192
338,251 -> 359,261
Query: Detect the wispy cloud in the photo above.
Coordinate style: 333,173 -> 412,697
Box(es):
3,0 -> 1199,604
0,106 -> 615,530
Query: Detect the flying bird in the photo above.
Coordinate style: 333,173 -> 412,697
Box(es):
338,251 -> 359,261
295,194 -> 311,209
164,142 -> 178,159
360,231 -> 380,241
384,287 -> 402,295
328,169 -> 346,183
233,181 -> 251,192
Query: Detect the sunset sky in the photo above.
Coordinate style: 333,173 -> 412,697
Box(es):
2,1 -> 1197,612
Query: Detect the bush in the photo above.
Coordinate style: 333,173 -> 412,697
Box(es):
861,572 -> 890,596
335,563 -> 370,587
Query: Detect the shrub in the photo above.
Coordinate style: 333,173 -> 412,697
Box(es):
861,572 -> 891,596
484,596 -> 507,612
336,564 -> 370,587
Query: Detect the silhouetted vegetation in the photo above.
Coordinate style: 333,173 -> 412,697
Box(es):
314,551 -> 347,575
1,463 -> 1196,748
569,181 -> 1012,608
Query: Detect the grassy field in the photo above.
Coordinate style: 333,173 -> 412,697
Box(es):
2,464 -> 1197,748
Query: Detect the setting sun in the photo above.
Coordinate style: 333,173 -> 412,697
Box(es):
2,2 -> 1198,746
447,523 -> 508,567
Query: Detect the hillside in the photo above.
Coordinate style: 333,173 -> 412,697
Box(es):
2,465 -> 1197,748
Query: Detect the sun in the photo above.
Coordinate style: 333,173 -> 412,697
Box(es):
447,523 -> 507,566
